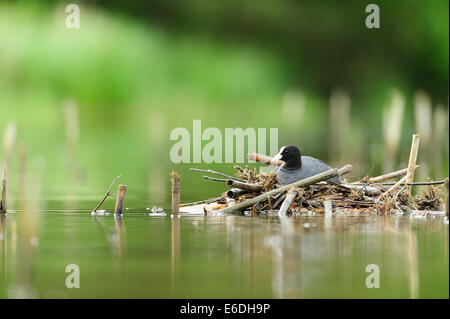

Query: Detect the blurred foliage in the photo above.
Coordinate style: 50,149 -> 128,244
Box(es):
0,1 -> 448,202
66,0 -> 449,99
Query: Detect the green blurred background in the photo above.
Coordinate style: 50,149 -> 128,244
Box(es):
0,0 -> 448,206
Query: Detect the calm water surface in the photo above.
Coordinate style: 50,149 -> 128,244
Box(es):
0,198 -> 448,299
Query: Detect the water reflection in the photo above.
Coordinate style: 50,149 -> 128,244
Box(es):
267,217 -> 302,298
0,208 -> 447,298
93,215 -> 126,272
0,215 -> 6,280
218,215 -> 446,298
171,216 -> 180,293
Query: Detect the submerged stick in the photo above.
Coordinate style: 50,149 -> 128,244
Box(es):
219,168 -> 338,213
278,188 -> 297,217
171,171 -> 181,215
1,164 -> 6,214
114,185 -> 127,215
226,179 -> 262,192
247,152 -> 284,166
92,175 -> 121,213
190,168 -> 243,182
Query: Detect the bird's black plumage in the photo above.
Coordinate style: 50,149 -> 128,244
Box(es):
274,146 -> 340,185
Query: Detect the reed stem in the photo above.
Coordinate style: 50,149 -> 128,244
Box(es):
114,184 -> 127,215
171,171 -> 181,215
1,164 -> 6,214
406,134 -> 420,194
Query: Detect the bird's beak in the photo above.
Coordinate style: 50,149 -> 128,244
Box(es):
272,153 -> 283,162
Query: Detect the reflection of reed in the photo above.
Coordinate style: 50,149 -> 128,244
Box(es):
113,216 -> 126,272
211,215 -> 444,298
92,215 -> 126,272
445,222 -> 448,261
273,218 -> 302,298
10,168 -> 43,298
406,223 -> 419,299
171,216 -> 180,293
0,215 -> 6,280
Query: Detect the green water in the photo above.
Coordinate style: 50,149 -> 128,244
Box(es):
0,199 -> 448,299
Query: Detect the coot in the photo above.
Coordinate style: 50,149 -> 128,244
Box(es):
273,145 -> 339,185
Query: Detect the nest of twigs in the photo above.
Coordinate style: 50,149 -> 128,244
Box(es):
210,166 -> 447,216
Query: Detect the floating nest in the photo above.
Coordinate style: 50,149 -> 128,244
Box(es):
201,165 -> 447,217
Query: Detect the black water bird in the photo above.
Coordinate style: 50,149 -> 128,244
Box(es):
273,145 -> 340,185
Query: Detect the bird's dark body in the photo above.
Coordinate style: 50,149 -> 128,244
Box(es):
276,156 -> 339,184
274,146 -> 340,185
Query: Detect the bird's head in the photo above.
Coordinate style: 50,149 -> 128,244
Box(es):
273,145 -> 302,169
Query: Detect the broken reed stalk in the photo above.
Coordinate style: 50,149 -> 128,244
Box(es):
247,152 -> 284,166
226,188 -> 248,199
338,164 -> 353,176
368,166 -> 419,183
92,175 -> 121,213
405,134 -> 420,194
114,184 -> 127,215
219,168 -> 339,213
171,171 -> 181,215
226,179 -> 263,192
445,178 -> 449,217
1,164 -> 6,214
203,176 -> 227,182
278,188 -> 297,217
379,175 -> 407,199
190,168 -> 243,182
